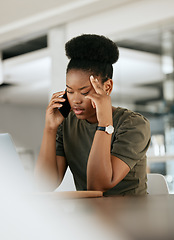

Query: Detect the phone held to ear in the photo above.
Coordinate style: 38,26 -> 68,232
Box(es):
58,91 -> 71,118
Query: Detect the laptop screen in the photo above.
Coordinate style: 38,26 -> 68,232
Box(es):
0,133 -> 32,192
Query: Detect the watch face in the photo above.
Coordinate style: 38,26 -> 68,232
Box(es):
106,125 -> 114,134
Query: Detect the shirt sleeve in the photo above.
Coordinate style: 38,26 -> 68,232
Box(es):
111,112 -> 151,169
56,123 -> 65,156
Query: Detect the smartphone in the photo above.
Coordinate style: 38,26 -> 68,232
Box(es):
58,91 -> 71,118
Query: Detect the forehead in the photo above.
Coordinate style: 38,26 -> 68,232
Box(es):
66,69 -> 91,87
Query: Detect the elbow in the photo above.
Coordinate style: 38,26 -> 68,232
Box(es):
87,170 -> 117,192
34,178 -> 59,192
34,171 -> 60,192
87,180 -> 112,192
87,175 -> 119,192
87,185 -> 104,192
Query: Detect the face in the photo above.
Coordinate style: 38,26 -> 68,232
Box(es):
66,69 -> 102,123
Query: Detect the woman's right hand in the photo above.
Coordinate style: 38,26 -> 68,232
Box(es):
45,91 -> 66,131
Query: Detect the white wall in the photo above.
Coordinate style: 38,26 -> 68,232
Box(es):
0,103 -> 46,160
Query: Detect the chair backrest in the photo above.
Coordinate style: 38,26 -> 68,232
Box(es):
147,173 -> 169,194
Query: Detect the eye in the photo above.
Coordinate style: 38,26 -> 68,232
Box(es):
67,90 -> 74,94
81,90 -> 90,96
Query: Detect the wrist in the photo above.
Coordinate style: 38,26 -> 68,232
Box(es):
96,125 -> 114,135
98,113 -> 113,127
98,121 -> 113,127
44,126 -> 58,134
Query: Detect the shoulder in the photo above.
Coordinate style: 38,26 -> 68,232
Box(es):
113,107 -> 150,135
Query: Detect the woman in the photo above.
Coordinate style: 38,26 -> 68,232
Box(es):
35,34 -> 151,195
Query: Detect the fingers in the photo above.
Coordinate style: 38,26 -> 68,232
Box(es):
86,76 -> 110,108
90,75 -> 105,95
51,90 -> 66,100
48,91 -> 66,108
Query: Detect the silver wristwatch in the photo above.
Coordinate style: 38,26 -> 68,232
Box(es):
96,125 -> 114,135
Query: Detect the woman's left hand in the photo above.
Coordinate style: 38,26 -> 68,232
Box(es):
85,75 -> 113,126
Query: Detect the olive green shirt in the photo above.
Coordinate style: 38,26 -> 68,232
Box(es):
56,107 -> 151,195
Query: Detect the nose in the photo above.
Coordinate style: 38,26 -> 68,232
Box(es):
72,93 -> 83,104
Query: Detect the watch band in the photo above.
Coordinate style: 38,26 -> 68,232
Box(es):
96,126 -> 106,131
96,125 -> 114,134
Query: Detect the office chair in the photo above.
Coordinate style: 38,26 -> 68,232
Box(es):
147,173 -> 169,194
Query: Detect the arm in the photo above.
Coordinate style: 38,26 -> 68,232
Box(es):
87,131 -> 130,191
34,91 -> 68,191
34,128 -> 67,191
86,76 -> 130,191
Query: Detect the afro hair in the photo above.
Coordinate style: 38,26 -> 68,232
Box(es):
65,34 -> 119,64
65,34 -> 119,81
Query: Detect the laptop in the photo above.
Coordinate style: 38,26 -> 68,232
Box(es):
0,133 -> 32,193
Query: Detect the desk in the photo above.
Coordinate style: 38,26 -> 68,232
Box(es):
90,195 -> 174,240
1,192 -> 173,240
30,193 -> 174,240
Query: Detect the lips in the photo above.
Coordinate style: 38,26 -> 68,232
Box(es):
73,107 -> 85,115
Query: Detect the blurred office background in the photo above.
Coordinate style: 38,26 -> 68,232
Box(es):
0,0 -> 174,192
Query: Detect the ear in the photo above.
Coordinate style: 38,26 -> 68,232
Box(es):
103,79 -> 113,95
